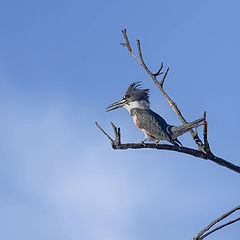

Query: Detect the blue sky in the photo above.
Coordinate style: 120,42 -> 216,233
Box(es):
0,0 -> 240,239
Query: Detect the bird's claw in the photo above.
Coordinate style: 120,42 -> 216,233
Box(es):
138,141 -> 146,146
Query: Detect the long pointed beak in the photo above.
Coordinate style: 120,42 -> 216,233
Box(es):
105,99 -> 127,112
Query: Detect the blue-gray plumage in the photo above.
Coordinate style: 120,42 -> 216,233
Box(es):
106,82 -> 204,146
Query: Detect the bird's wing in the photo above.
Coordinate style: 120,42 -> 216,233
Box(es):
135,109 -> 171,141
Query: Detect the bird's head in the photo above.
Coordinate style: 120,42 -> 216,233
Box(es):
106,82 -> 150,112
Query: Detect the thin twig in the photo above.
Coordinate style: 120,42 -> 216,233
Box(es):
160,67 -> 169,87
111,122 -> 121,145
198,217 -> 240,240
129,51 -> 143,65
121,30 -> 143,65
153,62 -> 164,77
193,205 -> 240,240
203,111 -> 211,153
121,29 -> 132,53
95,122 -> 113,142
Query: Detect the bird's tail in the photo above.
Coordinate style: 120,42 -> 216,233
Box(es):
169,116 -> 205,139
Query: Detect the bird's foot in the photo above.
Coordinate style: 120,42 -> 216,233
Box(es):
138,141 -> 146,146
154,140 -> 160,145
172,141 -> 181,150
170,140 -> 181,148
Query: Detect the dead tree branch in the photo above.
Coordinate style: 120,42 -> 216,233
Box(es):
203,111 -> 211,153
121,29 -> 206,152
193,205 -> 240,240
96,30 -> 240,240
95,29 -> 240,174
96,122 -> 240,174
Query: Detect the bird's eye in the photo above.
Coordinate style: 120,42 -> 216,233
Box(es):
125,94 -> 130,98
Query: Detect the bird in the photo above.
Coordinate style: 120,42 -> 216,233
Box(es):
105,82 -> 205,146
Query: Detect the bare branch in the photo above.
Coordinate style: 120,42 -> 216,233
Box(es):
153,62 -> 163,77
198,217 -> 240,240
97,30 -> 240,240
95,29 -> 240,174
160,67 -> 169,87
121,29 -> 143,65
96,122 -> 240,174
122,31 -> 206,152
203,111 -> 211,153
121,29 -> 132,53
111,122 -> 121,145
95,122 -> 113,142
96,29 -> 240,174
193,205 -> 240,240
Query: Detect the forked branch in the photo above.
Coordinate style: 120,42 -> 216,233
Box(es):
96,30 -> 240,240
95,121 -> 121,148
193,205 -> 240,240
96,122 -> 240,174
121,29 -> 206,152
96,29 -> 240,174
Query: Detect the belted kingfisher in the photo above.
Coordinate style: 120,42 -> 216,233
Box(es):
106,82 -> 205,146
